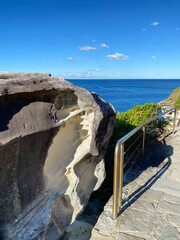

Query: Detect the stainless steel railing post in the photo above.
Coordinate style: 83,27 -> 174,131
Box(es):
142,126 -> 146,156
118,143 -> 124,210
113,141 -> 120,220
173,109 -> 177,134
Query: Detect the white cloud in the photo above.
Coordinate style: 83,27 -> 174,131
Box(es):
78,46 -> 97,51
101,43 -> 109,48
60,68 -> 103,78
152,56 -> 156,60
92,39 -> 96,42
61,71 -> 91,78
150,21 -> 159,26
176,28 -> 179,31
67,57 -> 76,62
142,28 -> 147,31
106,53 -> 129,61
77,71 -> 91,77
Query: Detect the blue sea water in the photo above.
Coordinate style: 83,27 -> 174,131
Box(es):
68,79 -> 180,113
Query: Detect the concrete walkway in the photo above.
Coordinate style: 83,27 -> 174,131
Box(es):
91,131 -> 180,240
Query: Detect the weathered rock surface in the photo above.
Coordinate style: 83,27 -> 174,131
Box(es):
0,72 -> 116,239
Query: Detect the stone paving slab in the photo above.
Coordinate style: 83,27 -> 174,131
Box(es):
115,233 -> 146,240
167,214 -> 180,227
90,131 -> 180,239
151,179 -> 180,197
153,225 -> 180,240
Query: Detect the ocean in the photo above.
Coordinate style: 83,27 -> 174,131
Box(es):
69,79 -> 180,113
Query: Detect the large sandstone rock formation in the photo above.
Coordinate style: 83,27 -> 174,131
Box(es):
0,72 -> 115,239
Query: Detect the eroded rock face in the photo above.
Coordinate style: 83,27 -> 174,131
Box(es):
0,72 -> 115,239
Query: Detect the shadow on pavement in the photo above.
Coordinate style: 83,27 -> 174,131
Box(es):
119,138 -> 173,215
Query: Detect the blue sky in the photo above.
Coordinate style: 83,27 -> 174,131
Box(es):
1,0 -> 180,79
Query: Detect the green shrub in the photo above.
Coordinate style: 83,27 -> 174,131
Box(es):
109,103 -> 167,151
116,103 -> 160,127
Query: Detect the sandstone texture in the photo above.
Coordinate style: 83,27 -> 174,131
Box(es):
0,72 -> 115,239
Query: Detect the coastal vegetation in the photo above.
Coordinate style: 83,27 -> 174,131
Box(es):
175,96 -> 180,107
170,87 -> 180,97
111,103 -> 167,151
170,87 -> 180,106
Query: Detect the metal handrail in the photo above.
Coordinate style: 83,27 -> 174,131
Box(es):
112,105 -> 180,219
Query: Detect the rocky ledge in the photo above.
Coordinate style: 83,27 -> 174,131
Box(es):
158,87 -> 180,108
0,72 -> 115,239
